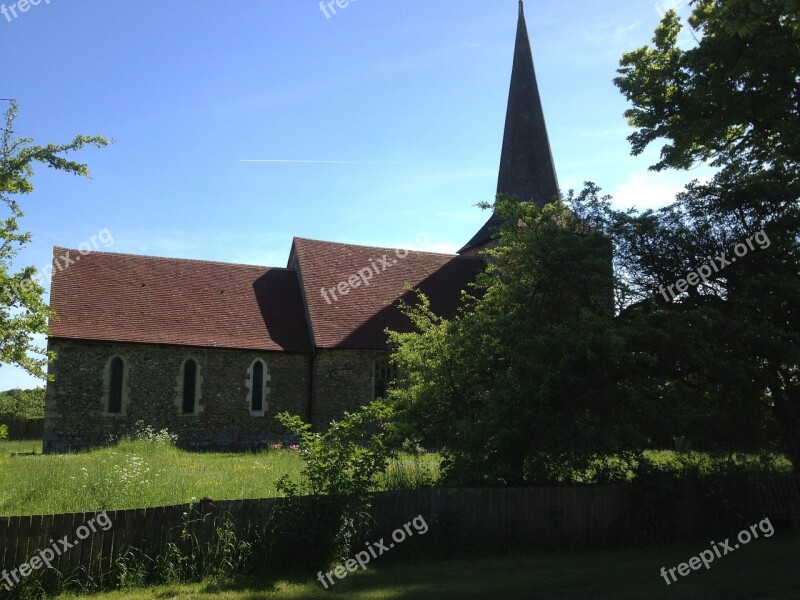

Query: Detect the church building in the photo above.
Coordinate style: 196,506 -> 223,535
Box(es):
43,1 -> 559,452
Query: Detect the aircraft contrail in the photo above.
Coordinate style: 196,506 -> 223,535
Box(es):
239,159 -> 399,164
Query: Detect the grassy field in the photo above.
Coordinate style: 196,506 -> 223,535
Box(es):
0,440 -> 439,516
0,438 -> 790,517
52,537 -> 800,599
0,439 -> 42,455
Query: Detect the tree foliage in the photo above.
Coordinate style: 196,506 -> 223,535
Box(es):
608,0 -> 800,472
387,0 -> 800,480
0,386 -> 45,420
387,197 -> 640,486
269,402 -> 394,571
615,0 -> 800,174
0,100 -> 109,378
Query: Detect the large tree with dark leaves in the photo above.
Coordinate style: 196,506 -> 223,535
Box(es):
602,0 -> 800,471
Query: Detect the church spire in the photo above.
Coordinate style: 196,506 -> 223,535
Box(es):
460,0 -> 560,254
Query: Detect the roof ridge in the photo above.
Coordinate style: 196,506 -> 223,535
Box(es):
50,246 -> 290,271
293,236 -> 463,259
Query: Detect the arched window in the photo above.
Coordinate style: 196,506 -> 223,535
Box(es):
108,357 -> 124,414
246,359 -> 270,416
103,355 -> 128,416
373,360 -> 399,400
182,358 -> 198,415
251,360 -> 264,412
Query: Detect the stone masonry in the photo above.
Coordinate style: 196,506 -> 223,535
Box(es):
44,340 -> 311,452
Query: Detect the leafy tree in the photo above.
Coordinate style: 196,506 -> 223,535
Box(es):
0,100 -> 109,378
387,196 -> 640,486
615,0 -> 799,175
0,387 -> 45,420
571,183 -> 782,457
609,0 -> 800,472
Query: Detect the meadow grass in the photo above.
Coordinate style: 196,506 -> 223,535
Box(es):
52,537 -> 800,599
0,437 -> 788,517
0,440 -> 440,516
0,440 -> 305,516
0,439 -> 43,455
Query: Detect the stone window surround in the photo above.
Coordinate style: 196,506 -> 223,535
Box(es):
175,357 -> 204,417
245,358 -> 271,417
101,354 -> 131,417
373,357 -> 399,400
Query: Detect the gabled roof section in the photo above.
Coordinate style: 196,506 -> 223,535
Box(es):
48,248 -> 312,353
291,238 -> 486,349
460,0 -> 560,253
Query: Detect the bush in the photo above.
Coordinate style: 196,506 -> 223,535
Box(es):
0,423 -> 7,440
265,401 -> 394,573
617,452 -> 789,546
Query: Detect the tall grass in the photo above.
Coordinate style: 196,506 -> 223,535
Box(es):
0,440 -> 305,516
3,515 -> 261,599
0,437 -> 442,516
0,439 -> 42,455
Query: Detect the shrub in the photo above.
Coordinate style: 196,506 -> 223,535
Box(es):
265,401 -> 394,573
617,452 -> 789,546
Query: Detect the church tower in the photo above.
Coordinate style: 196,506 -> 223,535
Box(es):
460,0 -> 559,254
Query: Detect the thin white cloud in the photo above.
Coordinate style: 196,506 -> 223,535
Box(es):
611,172 -> 684,211
655,0 -> 691,16
579,19 -> 647,57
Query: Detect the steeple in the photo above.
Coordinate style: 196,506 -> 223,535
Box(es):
459,0 -> 559,254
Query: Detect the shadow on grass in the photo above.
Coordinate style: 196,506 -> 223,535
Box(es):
106,535 -> 800,600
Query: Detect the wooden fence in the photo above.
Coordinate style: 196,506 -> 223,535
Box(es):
0,485 -> 631,582
3,419 -> 44,441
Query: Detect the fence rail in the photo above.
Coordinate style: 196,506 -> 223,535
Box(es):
3,419 -> 44,441
3,478 -> 797,586
0,485 -> 631,580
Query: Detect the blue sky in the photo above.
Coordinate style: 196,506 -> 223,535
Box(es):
1,0 -> 702,390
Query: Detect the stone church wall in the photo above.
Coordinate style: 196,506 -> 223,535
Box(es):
43,340 -> 311,453
309,349 -> 387,431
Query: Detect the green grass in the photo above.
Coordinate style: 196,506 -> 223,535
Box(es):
0,439 -> 43,455
0,438 -> 788,517
53,537 -> 800,599
0,440 -> 305,516
0,440 -> 439,516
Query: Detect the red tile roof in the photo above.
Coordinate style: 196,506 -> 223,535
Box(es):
48,248 -> 312,353
290,238 -> 486,349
